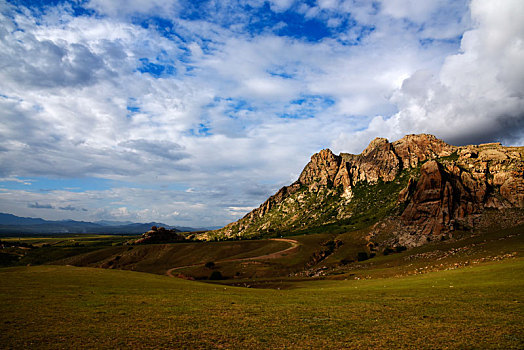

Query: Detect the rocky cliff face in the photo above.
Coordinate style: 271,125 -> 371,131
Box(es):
205,134 -> 524,246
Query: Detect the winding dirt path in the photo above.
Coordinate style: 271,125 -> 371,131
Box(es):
165,238 -> 299,278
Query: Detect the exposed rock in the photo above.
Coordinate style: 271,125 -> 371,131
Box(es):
204,134 -> 524,246
398,177 -> 417,204
392,134 -> 455,169
133,226 -> 185,244
298,149 -> 341,191
500,178 -> 524,207
352,137 -> 400,183
396,161 -> 480,246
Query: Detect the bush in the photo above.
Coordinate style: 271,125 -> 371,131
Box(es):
357,252 -> 369,262
340,258 -> 353,265
204,261 -> 215,269
395,245 -> 407,253
209,271 -> 223,280
383,247 -> 395,256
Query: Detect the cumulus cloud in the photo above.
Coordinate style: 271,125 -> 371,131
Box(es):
28,202 -> 54,209
333,0 -> 524,152
0,177 -> 32,185
0,0 -> 521,226
58,205 -> 87,211
119,139 -> 190,162
85,0 -> 180,18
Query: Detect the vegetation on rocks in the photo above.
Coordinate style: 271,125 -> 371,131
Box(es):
204,134 -> 524,249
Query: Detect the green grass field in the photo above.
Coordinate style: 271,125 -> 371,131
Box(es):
0,234 -> 138,267
1,227 -> 522,348
1,259 -> 522,349
37,224 -> 521,286
56,239 -> 291,275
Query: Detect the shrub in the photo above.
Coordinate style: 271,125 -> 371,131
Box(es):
357,252 -> 369,261
209,271 -> 223,280
340,258 -> 352,265
383,247 -> 395,256
395,245 -> 407,253
204,261 -> 215,269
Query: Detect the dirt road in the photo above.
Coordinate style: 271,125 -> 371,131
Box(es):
166,238 -> 299,278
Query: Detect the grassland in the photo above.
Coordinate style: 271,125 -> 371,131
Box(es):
1,259 -> 522,349
52,224 -> 522,288
0,234 -> 138,267
1,226 -> 522,348
56,239 -> 291,276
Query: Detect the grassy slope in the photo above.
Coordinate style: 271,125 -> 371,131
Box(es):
183,225 -> 523,284
0,234 -> 138,267
56,239 -> 290,275
210,163 -> 419,240
1,260 -> 523,349
324,224 -> 524,279
41,225 -> 522,283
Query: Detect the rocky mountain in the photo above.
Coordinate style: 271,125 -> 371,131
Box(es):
204,134 -> 524,247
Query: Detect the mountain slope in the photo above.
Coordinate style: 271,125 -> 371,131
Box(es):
204,134 -> 524,246
0,213 -> 47,225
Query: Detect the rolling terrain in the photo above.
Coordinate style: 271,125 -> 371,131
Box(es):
1,205 -> 522,349
54,223 -> 523,286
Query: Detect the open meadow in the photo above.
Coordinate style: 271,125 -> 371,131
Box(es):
1,226 -> 522,349
1,259 -> 522,349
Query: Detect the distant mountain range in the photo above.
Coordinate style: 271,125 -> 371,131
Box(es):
0,213 -> 209,235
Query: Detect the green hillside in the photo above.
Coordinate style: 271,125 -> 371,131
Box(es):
49,224 -> 522,284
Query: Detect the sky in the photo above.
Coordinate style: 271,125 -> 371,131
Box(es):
0,0 -> 523,227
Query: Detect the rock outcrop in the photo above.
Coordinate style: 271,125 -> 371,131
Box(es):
205,134 -> 524,246
133,226 -> 185,244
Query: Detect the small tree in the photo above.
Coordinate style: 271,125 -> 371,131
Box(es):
395,246 -> 407,253
209,270 -> 223,280
383,247 -> 395,256
357,252 -> 369,262
205,261 -> 215,269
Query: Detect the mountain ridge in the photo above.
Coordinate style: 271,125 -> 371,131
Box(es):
0,213 -> 203,235
204,134 -> 524,247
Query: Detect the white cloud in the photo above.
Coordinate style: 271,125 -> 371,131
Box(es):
0,0 -> 520,226
0,177 -> 32,185
268,0 -> 295,12
85,0 -> 180,18
380,0 -> 444,23
333,0 -> 524,152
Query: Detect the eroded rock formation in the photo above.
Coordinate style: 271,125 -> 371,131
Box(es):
204,134 -> 524,246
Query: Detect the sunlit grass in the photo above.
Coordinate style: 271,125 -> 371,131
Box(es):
1,259 -> 522,349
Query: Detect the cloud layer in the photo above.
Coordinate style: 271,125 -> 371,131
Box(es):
0,0 -> 522,226
333,0 -> 524,151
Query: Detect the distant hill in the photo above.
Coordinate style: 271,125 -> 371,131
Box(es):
95,220 -> 134,226
0,213 -> 203,235
0,213 -> 48,226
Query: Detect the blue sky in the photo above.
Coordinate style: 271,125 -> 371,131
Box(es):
0,0 -> 523,226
